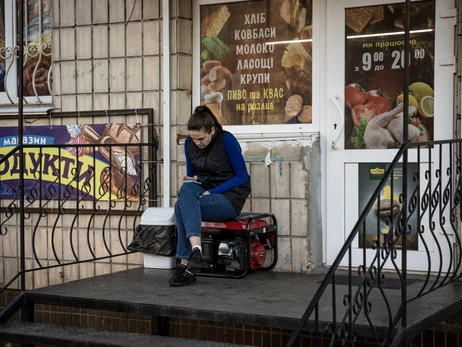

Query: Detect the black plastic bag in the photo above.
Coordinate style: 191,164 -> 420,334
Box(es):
128,224 -> 177,256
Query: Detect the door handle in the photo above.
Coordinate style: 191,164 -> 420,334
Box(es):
331,94 -> 344,150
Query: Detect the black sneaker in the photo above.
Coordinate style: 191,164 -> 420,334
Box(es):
187,247 -> 209,270
169,264 -> 197,287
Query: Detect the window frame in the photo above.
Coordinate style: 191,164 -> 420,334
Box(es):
192,0 -> 321,135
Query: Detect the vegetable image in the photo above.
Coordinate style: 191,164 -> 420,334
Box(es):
350,118 -> 369,149
365,90 -> 390,114
345,83 -> 367,107
352,101 -> 380,127
202,36 -> 230,62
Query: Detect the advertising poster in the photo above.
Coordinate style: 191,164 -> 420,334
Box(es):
24,0 -> 53,96
345,2 -> 435,149
0,124 -> 140,201
358,163 -> 418,250
200,0 -> 312,125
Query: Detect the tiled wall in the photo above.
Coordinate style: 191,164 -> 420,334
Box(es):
171,136 -> 322,273
52,0 -> 163,115
51,0 -> 321,277
0,0 -> 321,291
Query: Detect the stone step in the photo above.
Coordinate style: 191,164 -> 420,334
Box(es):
0,321 -> 250,347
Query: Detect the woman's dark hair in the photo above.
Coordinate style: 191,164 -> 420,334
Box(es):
187,105 -> 223,133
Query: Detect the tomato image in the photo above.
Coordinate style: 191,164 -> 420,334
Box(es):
365,90 -> 390,114
410,116 -> 421,127
352,101 -> 380,127
345,83 -> 367,107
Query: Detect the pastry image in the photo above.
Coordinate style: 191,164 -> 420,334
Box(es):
297,105 -> 312,123
375,200 -> 400,218
103,123 -> 141,155
64,123 -> 141,201
285,94 -> 303,117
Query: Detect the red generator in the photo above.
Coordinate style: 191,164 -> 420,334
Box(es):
197,212 -> 277,278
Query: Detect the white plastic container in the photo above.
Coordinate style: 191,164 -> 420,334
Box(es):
141,207 -> 177,269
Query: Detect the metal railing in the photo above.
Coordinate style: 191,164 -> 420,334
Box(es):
0,112 -> 159,294
286,140 -> 462,346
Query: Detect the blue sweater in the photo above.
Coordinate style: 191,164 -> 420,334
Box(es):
185,132 -> 248,194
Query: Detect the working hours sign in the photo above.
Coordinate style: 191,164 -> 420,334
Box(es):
344,1 -> 435,149
0,124 -> 141,201
199,0 -> 312,125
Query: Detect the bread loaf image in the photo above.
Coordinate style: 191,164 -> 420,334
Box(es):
103,124 -> 141,155
345,7 -> 373,33
201,5 -> 230,37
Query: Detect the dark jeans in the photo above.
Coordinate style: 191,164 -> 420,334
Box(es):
174,182 -> 238,259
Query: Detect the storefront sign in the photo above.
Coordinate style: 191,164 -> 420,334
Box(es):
0,124 -> 140,201
358,163 -> 419,250
345,2 -> 435,149
199,0 -> 312,125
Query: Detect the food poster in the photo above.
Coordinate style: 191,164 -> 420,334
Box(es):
200,0 -> 312,125
0,124 -> 141,201
345,2 -> 435,149
24,0 -> 52,96
358,163 -> 418,250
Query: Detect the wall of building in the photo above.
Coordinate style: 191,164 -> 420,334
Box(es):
0,0 -> 322,290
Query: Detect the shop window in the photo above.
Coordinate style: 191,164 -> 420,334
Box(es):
194,0 -> 313,130
344,2 -> 435,149
0,0 -> 52,106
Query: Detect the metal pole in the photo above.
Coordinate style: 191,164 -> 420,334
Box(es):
18,0 -> 25,291
401,0 -> 411,342
162,0 -> 171,207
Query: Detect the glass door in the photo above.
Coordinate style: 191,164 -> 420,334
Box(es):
325,0 -> 455,271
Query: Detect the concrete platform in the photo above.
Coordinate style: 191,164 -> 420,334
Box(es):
24,267 -> 462,341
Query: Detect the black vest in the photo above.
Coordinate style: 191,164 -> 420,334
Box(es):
187,129 -> 251,214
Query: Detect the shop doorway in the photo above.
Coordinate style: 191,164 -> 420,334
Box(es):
325,0 -> 455,271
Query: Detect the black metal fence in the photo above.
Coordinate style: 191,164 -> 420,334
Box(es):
0,109 -> 159,294
287,140 -> 462,346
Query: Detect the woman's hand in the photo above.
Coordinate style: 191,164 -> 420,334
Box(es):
182,175 -> 198,182
202,191 -> 210,196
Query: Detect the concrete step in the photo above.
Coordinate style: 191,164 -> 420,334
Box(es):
0,321 -> 251,347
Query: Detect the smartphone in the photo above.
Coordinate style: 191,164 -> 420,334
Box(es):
183,180 -> 202,184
